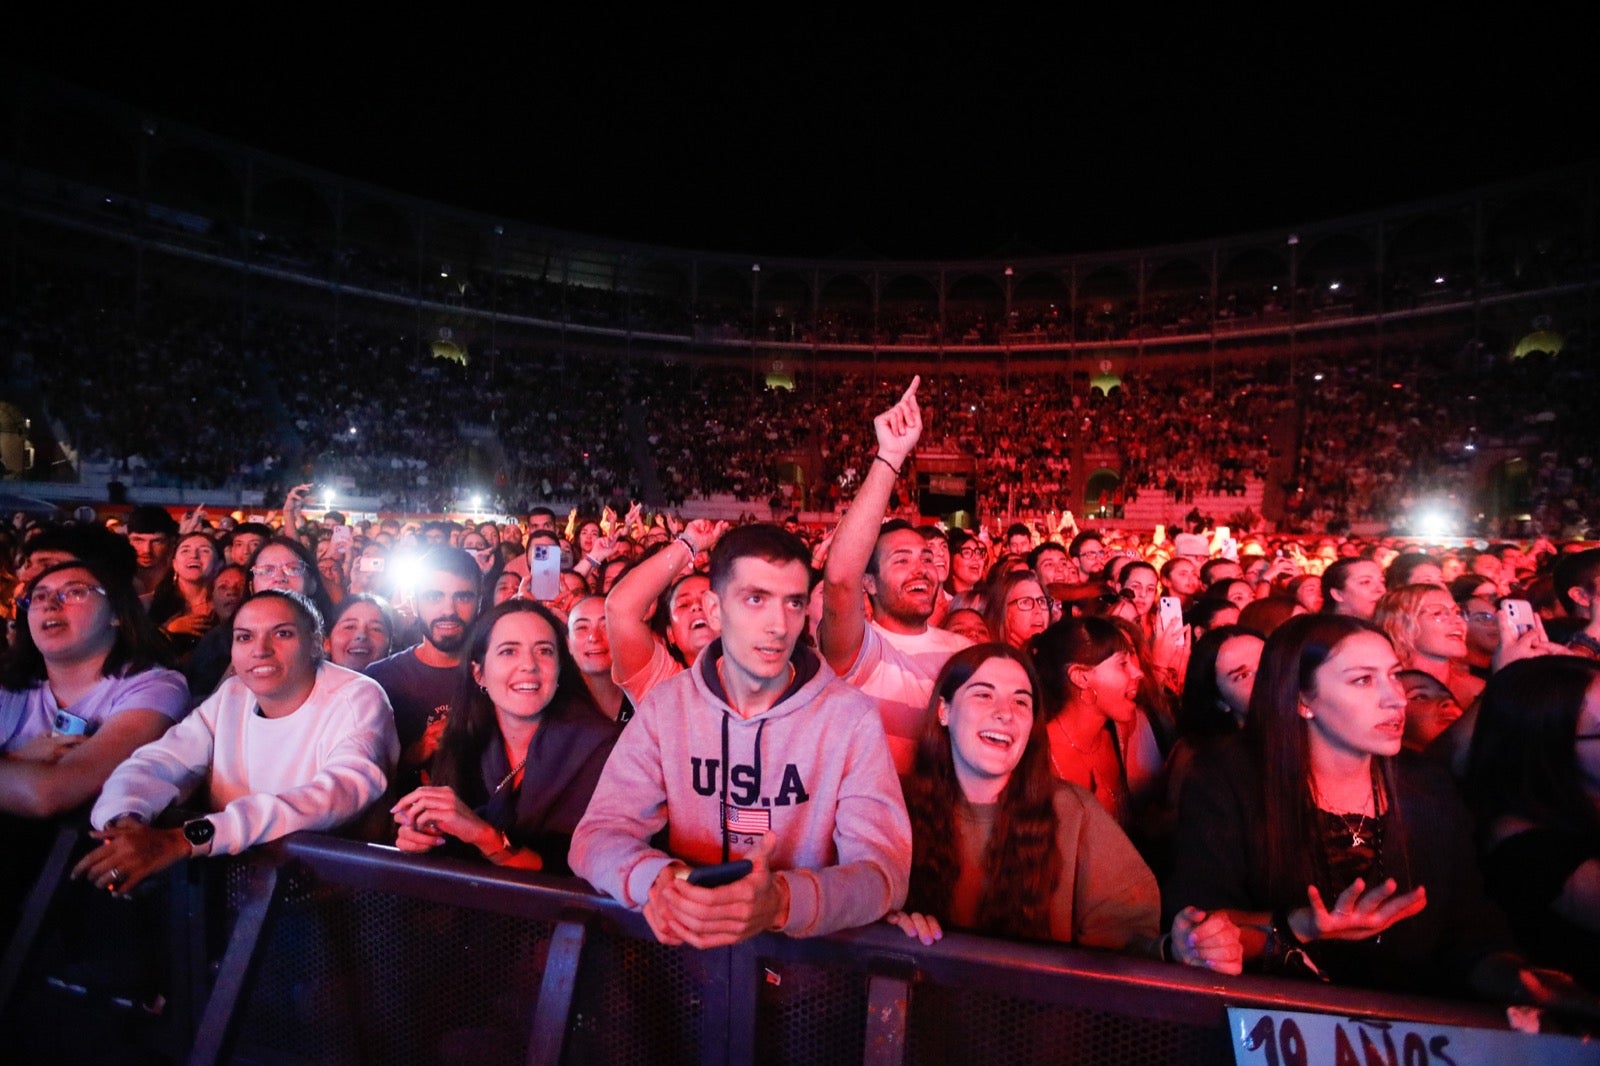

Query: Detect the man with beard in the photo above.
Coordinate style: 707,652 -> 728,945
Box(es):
820,378 -> 970,774
366,548 -> 480,789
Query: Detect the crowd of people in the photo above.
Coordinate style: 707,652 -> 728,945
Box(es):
8,254 -> 1599,537
4,379 -> 1600,1036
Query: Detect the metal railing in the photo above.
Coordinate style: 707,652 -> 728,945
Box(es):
4,827 -> 1520,1065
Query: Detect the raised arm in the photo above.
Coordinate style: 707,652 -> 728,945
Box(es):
819,377 -> 922,673
605,519 -> 725,686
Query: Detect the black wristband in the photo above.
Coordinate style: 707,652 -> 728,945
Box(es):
874,454 -> 902,477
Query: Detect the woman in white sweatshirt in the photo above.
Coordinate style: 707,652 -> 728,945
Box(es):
74,589 -> 398,893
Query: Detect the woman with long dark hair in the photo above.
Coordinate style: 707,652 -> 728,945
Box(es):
391,600 -> 620,874
888,643 -> 1238,971
1166,614 -> 1597,1010
1466,656 -> 1600,990
982,571 -> 1050,650
1033,617 -> 1154,827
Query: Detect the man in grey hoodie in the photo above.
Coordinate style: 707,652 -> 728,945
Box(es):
571,524 -> 911,947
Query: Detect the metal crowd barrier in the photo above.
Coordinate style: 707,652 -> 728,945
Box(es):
3,829 -> 1520,1065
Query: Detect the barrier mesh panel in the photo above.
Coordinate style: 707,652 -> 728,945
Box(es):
229,867 -> 553,1066
565,925 -> 707,1065
905,983 -> 1230,1066
754,958 -> 868,1063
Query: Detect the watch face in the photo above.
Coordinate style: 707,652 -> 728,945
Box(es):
183,818 -> 216,847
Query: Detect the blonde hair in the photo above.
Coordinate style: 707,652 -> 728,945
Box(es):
1374,583 -> 1447,667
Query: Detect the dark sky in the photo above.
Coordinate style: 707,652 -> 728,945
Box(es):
18,15 -> 1597,260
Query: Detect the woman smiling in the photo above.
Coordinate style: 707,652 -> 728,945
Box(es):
888,643 -> 1236,971
75,590 -> 397,894
391,601 -> 619,874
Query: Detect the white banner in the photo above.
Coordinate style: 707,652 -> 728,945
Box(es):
1226,1006 -> 1595,1066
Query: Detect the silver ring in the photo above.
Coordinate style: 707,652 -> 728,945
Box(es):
109,866 -> 123,883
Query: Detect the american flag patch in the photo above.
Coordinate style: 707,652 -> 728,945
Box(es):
723,804 -> 771,834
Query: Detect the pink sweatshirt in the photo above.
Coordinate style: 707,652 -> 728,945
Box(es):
571,642 -> 910,938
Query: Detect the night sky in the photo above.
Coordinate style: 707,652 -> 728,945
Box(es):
17,15 -> 1597,260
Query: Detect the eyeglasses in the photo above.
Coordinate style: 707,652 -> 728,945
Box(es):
1417,606 -> 1465,623
252,563 -> 309,581
1077,549 -> 1108,560
21,582 -> 108,612
1008,596 -> 1050,612
956,546 -> 985,559
1465,611 -> 1497,624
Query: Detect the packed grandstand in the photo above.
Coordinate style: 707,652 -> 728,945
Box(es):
3,72 -> 1600,1065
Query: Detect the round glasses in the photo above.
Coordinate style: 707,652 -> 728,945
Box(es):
21,582 -> 108,612
252,563 -> 309,581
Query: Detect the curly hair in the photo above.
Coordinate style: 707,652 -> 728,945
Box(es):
903,643 -> 1062,940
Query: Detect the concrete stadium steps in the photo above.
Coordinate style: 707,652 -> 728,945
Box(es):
1116,479 -> 1266,528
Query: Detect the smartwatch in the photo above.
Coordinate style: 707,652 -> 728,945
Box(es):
182,816 -> 217,854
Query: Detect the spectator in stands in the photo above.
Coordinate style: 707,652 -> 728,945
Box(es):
1395,671 -> 1463,753
392,601 -> 619,875
1161,625 -> 1265,826
368,549 -> 481,789
1161,557 -> 1202,604
249,536 -> 336,621
1033,616 -> 1148,826
1029,541 -> 1078,599
941,608 -> 989,645
13,522 -> 137,591
946,529 -> 985,598
1553,549 -> 1600,657
1165,614 -> 1595,1008
1288,574 -> 1323,614
983,571 -> 1050,650
224,522 -> 273,569
325,594 -> 396,673
888,643 -> 1240,973
125,505 -> 178,606
566,594 -> 630,722
1,561 -> 188,822
1070,531 -> 1111,583
1386,553 -> 1443,589
571,525 -> 911,946
1119,562 -> 1161,637
605,520 -> 725,705
1199,558 -> 1243,589
1460,594 -> 1499,678
1376,585 -> 1483,708
1466,656 -> 1600,992
820,379 -> 971,774
75,590 -> 397,894
1321,558 -> 1385,620
150,531 -> 222,654
211,564 -> 247,625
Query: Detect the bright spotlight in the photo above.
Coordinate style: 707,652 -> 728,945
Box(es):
1416,510 -> 1450,540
